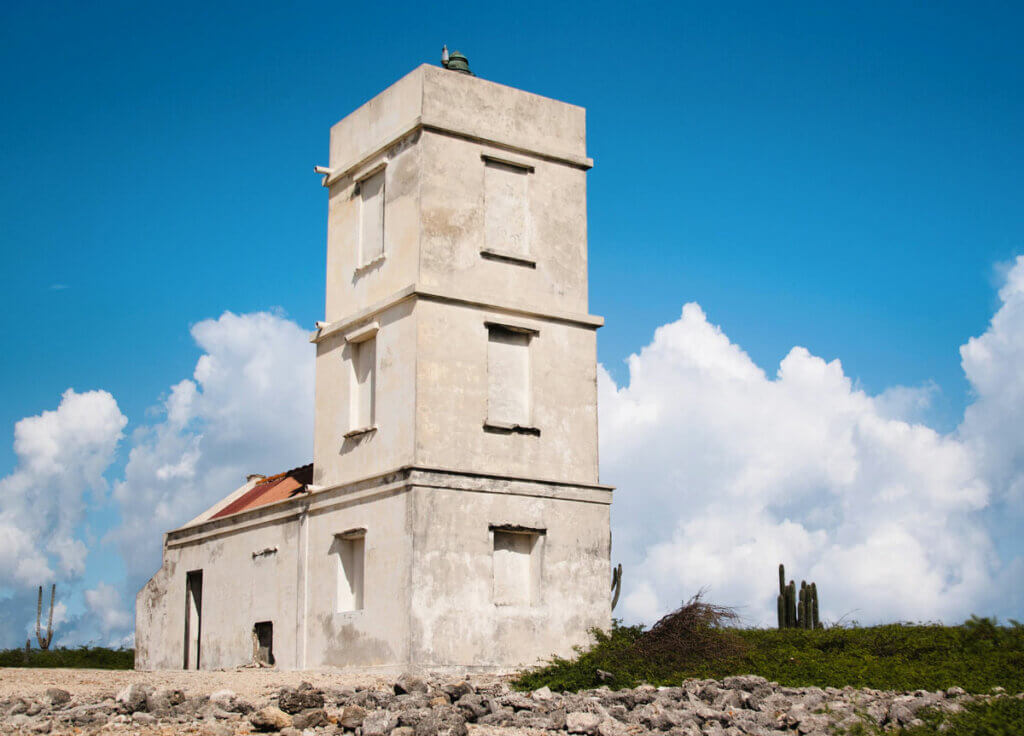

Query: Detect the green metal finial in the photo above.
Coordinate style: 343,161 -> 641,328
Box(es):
445,50 -> 472,75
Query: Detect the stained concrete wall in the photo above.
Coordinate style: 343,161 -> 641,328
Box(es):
327,65 -> 587,178
136,509 -> 302,670
312,299 -> 418,490
414,299 -> 599,484
407,480 -> 611,669
417,130 -> 590,315
137,469 -> 610,672
324,131 -> 421,323
303,481 -> 413,669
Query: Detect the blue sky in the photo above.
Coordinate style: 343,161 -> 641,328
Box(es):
1,1 -> 1022,643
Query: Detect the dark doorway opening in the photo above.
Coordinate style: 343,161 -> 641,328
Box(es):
183,570 -> 203,669
254,621 -> 274,666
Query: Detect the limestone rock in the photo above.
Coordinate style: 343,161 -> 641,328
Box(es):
597,717 -> 630,736
436,710 -> 469,736
250,705 -> 293,732
339,704 -> 367,728
567,710 -> 602,734
394,674 -> 429,695
278,684 -> 324,714
43,689 -> 71,708
453,694 -> 488,721
442,681 -> 473,701
362,709 -> 399,736
201,723 -> 234,736
531,685 -> 555,701
147,687 -> 185,713
209,689 -> 236,708
292,707 -> 328,729
116,683 -> 153,713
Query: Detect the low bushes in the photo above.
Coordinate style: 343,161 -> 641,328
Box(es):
0,646 -> 134,669
515,611 -> 1024,694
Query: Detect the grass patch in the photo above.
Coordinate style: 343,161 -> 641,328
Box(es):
0,646 -> 134,669
514,613 -> 1024,693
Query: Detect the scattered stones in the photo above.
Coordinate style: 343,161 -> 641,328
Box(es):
0,673 -> 1017,735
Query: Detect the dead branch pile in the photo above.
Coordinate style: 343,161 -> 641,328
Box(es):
631,590 -> 747,670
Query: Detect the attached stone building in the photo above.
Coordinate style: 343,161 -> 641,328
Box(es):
135,60 -> 612,672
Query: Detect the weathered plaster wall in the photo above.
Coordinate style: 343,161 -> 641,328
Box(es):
136,512 -> 301,670
407,482 -> 611,669
324,131 -> 421,323
414,299 -> 599,485
313,299 -> 418,490
419,65 -> 587,165
418,130 -> 590,315
304,484 -> 413,669
327,65 -> 587,178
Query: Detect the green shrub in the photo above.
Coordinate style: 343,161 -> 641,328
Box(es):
840,697 -> 1024,736
0,646 -> 134,669
902,697 -> 1024,736
515,616 -> 1024,693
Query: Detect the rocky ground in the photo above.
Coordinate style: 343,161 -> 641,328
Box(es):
0,669 -> 1017,736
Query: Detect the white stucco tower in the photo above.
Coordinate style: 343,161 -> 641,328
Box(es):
136,61 -> 611,672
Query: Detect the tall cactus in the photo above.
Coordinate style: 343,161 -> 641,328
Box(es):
776,565 -> 823,630
610,563 -> 623,611
36,584 -> 55,651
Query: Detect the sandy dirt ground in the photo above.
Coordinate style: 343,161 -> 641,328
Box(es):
0,668 -> 406,701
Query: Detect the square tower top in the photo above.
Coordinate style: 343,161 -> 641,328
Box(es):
325,64 -> 591,185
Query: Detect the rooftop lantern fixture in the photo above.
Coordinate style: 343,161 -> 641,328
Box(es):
441,45 -> 472,75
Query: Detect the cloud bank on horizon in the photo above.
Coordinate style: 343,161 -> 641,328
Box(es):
1,258 -> 1023,645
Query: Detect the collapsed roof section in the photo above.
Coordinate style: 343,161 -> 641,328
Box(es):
209,463 -> 313,520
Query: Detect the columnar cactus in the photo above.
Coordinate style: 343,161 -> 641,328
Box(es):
776,565 -> 823,630
36,584 -> 55,651
611,563 -> 623,611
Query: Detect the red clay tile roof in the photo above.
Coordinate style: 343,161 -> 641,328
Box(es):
210,463 -> 313,520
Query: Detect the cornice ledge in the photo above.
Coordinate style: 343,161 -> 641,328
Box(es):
311,285 -> 604,344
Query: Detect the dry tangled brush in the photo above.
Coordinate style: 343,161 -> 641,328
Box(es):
632,590 -> 747,670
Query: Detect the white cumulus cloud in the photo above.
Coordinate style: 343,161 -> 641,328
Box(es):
601,257 -> 1024,626
83,583 -> 133,641
959,256 -> 1024,511
0,389 -> 126,588
109,310 -> 314,589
